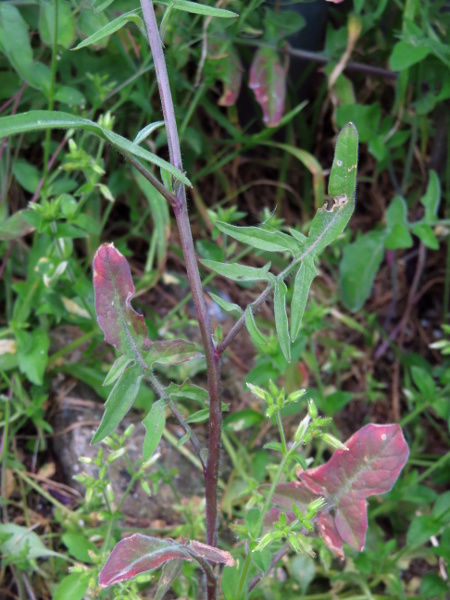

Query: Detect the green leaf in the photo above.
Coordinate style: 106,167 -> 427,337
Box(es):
245,307 -> 268,347
290,258 -> 317,341
420,170 -> 441,222
73,10 -> 144,50
208,292 -> 243,318
339,231 -> 385,311
407,515 -> 442,546
145,339 -> 201,366
92,0 -> 117,12
16,329 -> 49,385
274,280 -> 290,363
155,0 -> 238,18
39,0 -> 75,49
420,573 -> 449,599
245,507 -> 261,539
0,4 -> 51,93
390,41 -> 431,71
411,223 -> 439,250
264,441 -> 284,452
166,381 -> 209,405
53,573 -> 90,600
223,409 -> 264,432
103,356 -> 135,387
54,85 -> 86,107
0,211 -> 34,241
0,111 -> 190,186
134,121 -> 165,145
0,523 -> 63,561
155,560 -> 183,600
328,122 -> 359,201
200,259 -> 275,283
384,196 -> 413,249
12,159 -> 41,194
185,408 -> 210,424
61,533 -> 97,563
136,174 -> 170,270
215,222 -> 301,255
92,366 -> 143,444
142,399 -> 166,461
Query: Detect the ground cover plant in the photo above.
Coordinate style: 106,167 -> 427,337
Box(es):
0,1 -> 449,599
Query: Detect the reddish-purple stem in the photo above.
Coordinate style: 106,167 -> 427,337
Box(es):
140,7 -> 222,595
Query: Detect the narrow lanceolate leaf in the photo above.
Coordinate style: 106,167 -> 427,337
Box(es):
93,244 -> 151,359
328,122 -> 359,201
200,259 -> 275,283
290,258 -> 317,341
142,399 -> 166,461
208,292 -> 243,318
92,366 -> 143,444
103,355 -> 134,387
270,424 -> 409,559
98,534 -> 234,587
274,280 -> 290,363
73,9 -> 144,50
215,222 -> 302,255
249,47 -> 286,127
0,111 -> 190,186
133,121 -> 165,145
155,0 -> 238,18
245,307 -> 268,347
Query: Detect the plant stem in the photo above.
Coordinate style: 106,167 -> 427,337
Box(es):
141,3 -> 222,584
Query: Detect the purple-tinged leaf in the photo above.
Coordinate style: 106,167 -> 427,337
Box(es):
98,535 -> 190,587
93,244 -> 152,358
99,534 -> 235,588
189,540 -> 235,567
249,47 -> 286,127
272,424 -> 409,556
207,41 -> 243,107
0,211 -> 34,241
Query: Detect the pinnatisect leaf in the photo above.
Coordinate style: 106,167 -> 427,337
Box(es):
249,47 -> 286,127
98,534 -> 234,587
93,244 -> 151,360
271,424 -> 409,557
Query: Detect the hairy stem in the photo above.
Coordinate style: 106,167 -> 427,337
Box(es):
140,1 -> 222,580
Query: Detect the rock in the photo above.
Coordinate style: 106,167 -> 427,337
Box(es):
51,385 -> 206,527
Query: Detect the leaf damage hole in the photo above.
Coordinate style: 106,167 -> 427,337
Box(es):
324,194 -> 348,212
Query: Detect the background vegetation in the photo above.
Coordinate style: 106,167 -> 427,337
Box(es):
0,0 -> 449,598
